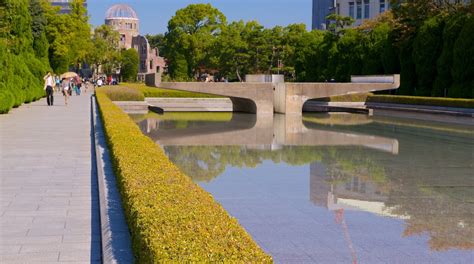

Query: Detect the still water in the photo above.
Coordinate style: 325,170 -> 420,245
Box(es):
131,112 -> 474,264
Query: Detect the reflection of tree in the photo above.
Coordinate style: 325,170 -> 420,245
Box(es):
321,147 -> 387,187
386,185 -> 474,251
164,146 -> 325,182
146,112 -> 474,252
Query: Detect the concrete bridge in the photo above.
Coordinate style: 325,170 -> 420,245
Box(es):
150,75 -> 400,115
138,114 -> 399,154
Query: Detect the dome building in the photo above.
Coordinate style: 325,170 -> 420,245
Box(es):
104,4 -> 166,82
105,4 -> 140,49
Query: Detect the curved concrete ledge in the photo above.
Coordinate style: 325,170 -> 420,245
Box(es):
92,96 -> 134,264
159,82 -> 274,115
146,98 -> 232,112
113,101 -> 149,114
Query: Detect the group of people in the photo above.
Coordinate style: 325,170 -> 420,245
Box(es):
43,72 -> 92,106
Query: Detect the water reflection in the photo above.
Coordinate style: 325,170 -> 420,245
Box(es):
132,112 -> 474,262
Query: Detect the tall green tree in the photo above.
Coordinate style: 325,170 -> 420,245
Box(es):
433,13 -> 467,97
42,0 -> 91,73
412,16 -> 444,96
120,48 -> 139,82
29,0 -> 49,60
165,3 -> 226,79
88,24 -> 120,75
146,33 -> 166,58
451,15 -> 474,98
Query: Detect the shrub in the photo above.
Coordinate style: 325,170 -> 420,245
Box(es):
95,91 -> 272,262
366,95 -> 474,108
97,86 -> 145,101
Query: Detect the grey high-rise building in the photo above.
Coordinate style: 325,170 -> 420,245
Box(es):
49,0 -> 87,14
312,0 -> 335,30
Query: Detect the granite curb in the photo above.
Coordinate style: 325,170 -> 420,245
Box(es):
91,96 -> 134,264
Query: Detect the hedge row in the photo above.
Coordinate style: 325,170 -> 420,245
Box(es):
0,43 -> 47,114
95,90 -> 272,263
366,95 -> 474,108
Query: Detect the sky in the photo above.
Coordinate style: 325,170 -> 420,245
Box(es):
88,0 -> 312,35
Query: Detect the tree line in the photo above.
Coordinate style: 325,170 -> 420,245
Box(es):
0,0 -> 138,113
148,1 -> 473,98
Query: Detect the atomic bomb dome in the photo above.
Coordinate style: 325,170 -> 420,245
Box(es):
105,4 -> 138,20
105,4 -> 139,49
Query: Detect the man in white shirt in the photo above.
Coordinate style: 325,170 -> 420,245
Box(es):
43,72 -> 54,106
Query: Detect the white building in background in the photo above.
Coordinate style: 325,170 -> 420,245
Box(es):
334,0 -> 391,27
313,0 -> 471,30
49,0 -> 87,14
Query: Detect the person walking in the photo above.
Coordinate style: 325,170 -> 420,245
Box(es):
43,72 -> 54,106
55,76 -> 61,93
61,78 -> 70,106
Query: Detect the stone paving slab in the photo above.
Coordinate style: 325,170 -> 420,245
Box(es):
0,94 -> 101,263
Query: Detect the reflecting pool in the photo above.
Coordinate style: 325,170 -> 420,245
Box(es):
132,112 -> 474,264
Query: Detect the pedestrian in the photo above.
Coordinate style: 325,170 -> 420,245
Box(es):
55,76 -> 61,92
68,78 -> 74,96
43,72 -> 54,106
61,78 -> 69,106
97,78 -> 103,87
75,82 -> 81,96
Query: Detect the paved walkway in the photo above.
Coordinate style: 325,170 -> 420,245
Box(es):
0,92 -> 101,263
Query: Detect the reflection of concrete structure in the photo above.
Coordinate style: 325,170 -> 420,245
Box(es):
140,113 -> 399,154
309,162 -> 408,219
153,75 -> 400,115
105,4 -> 165,81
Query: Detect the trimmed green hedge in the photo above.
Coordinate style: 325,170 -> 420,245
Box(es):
366,95 -> 474,108
96,91 -> 272,263
0,42 -> 47,114
98,86 -> 145,101
122,82 -> 222,98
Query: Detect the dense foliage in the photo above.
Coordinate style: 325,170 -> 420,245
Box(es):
95,90 -> 272,262
0,0 -> 95,113
149,2 -> 473,98
120,49 -> 139,82
0,0 -> 131,114
88,24 -> 121,76
0,0 -> 49,113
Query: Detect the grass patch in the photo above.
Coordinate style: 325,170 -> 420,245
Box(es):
122,82 -> 222,98
367,95 -> 474,108
130,112 -> 232,123
98,86 -> 145,101
95,90 -> 272,262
